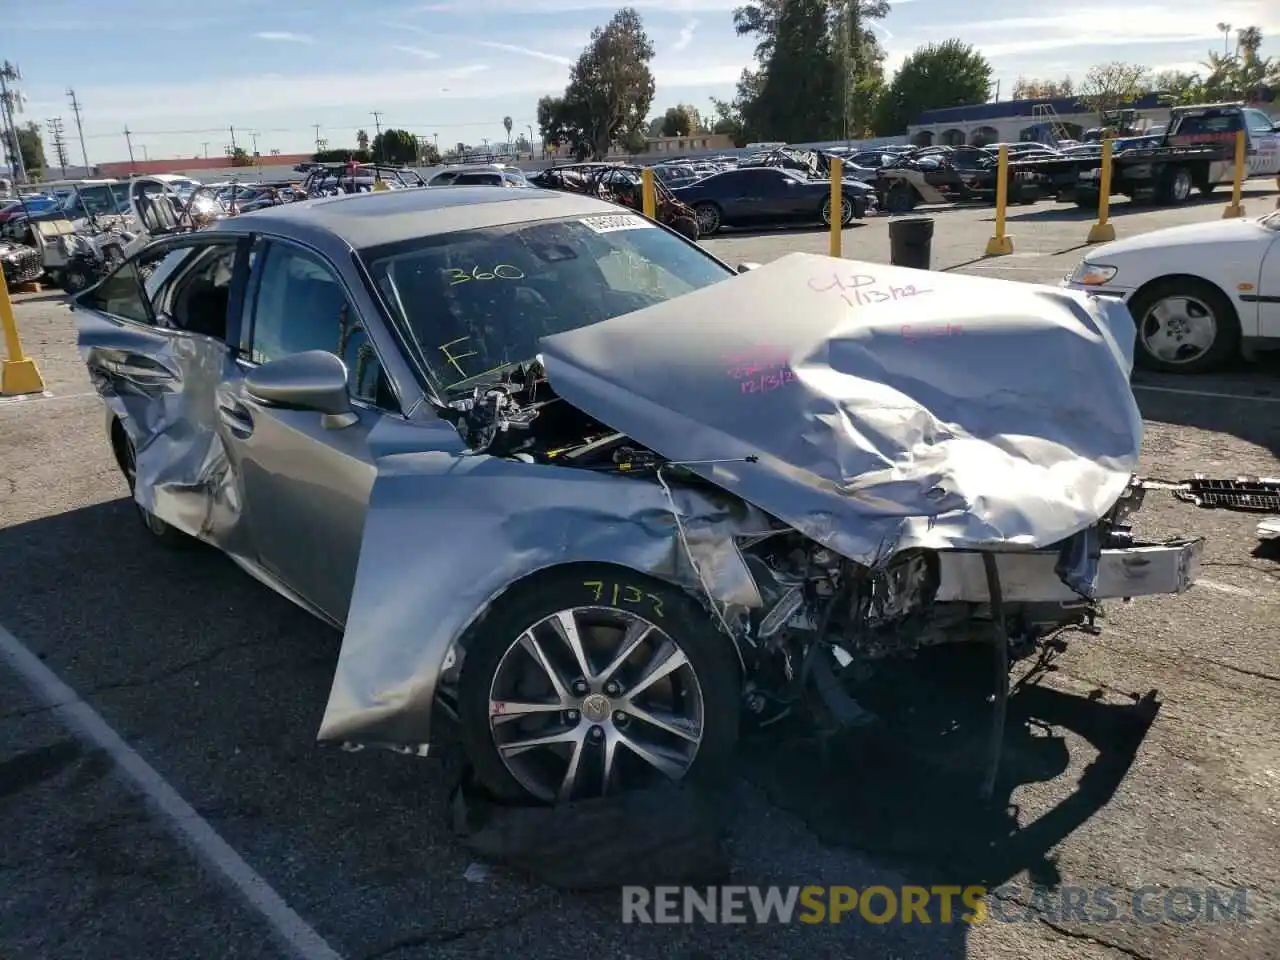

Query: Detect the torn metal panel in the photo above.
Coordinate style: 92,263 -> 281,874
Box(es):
77,310 -> 252,553
538,253 -> 1144,568
316,416 -> 777,748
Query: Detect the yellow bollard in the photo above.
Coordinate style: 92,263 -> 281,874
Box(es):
1,270 -> 46,397
1087,139 -> 1116,244
984,145 -> 1014,256
829,156 -> 843,258
1222,129 -> 1246,219
640,167 -> 657,220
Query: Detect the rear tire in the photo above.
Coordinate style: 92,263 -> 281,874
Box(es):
456,565 -> 741,805
111,421 -> 189,547
885,183 -> 916,213
1155,165 -> 1193,205
693,202 -> 722,236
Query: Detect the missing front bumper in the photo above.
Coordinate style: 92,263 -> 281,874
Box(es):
935,538 -> 1204,603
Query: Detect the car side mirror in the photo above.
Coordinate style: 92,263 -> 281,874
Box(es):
737,262 -> 762,274
244,350 -> 356,429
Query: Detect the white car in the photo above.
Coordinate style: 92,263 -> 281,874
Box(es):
1063,211 -> 1280,373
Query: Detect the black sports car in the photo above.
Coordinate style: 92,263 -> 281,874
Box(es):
670,166 -> 874,235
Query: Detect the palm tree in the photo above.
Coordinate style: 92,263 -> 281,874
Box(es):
356,129 -> 369,152
1216,22 -> 1232,55
1236,26 -> 1263,59
503,115 -> 513,150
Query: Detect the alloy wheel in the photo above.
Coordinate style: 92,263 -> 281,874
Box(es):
1140,295 -> 1217,365
487,606 -> 705,803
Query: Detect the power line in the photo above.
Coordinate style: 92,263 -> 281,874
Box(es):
77,118 -> 538,139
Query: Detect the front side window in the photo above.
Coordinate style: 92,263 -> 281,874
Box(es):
246,243 -> 385,404
362,213 -> 734,393
80,243 -> 181,324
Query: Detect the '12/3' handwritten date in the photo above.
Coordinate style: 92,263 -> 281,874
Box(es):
808,272 -> 932,307
723,347 -> 797,395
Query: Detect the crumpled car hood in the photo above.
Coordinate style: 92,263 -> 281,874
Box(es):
537,252 -> 1143,566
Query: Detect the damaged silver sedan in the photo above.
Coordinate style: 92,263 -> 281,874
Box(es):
73,186 -> 1203,805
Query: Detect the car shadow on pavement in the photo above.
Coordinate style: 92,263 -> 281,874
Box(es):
739,643 -> 1157,897
0,499 -> 978,958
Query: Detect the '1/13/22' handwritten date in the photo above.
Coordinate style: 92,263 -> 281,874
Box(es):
808,272 -> 932,307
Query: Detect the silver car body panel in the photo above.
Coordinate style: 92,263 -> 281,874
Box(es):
73,192 -> 1184,757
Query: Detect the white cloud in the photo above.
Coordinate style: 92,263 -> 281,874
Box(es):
473,40 -> 575,66
252,31 -> 314,44
391,45 -> 441,60
404,0 -> 745,10
671,19 -> 699,53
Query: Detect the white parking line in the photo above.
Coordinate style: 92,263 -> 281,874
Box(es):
1132,384 -> 1280,404
0,391 -> 98,407
0,623 -> 345,960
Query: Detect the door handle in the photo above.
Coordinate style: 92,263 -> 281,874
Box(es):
217,399 -> 254,436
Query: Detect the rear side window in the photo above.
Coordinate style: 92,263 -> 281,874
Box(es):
1171,111 -> 1243,144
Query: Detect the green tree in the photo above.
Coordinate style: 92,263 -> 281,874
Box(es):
356,129 -> 369,152
230,146 -> 254,167
733,0 -> 889,141
312,148 -> 371,164
549,7 -> 656,159
1197,27 -> 1279,102
1012,76 -> 1075,99
537,95 -> 576,152
1077,61 -> 1150,121
3,121 -> 46,178
372,128 -> 417,164
659,103 -> 702,136
1150,69 -> 1204,105
872,40 -> 992,136
748,0 -> 838,141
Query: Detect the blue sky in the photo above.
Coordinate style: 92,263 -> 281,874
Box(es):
8,0 -> 1278,163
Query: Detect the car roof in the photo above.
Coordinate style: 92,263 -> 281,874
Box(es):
209,185 -> 624,249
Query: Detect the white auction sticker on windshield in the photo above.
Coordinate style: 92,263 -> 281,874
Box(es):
578,214 -> 655,234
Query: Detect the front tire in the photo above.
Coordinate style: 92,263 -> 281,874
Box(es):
1128,277 -> 1240,373
457,565 -> 741,805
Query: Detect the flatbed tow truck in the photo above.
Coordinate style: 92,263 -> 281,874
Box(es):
1009,102 -> 1280,208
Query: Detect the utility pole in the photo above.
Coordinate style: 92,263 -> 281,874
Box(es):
66,88 -> 90,172
228,125 -> 238,152
201,141 -> 209,158
123,125 -> 136,167
249,130 -> 259,156
312,123 -> 322,152
0,61 -> 28,185
46,117 -> 68,176
370,111 -> 384,168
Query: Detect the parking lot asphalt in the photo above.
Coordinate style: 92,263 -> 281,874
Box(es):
2,190 -> 1279,960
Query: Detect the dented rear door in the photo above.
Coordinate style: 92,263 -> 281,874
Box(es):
74,236 -> 259,559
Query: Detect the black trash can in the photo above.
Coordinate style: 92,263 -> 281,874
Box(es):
888,216 -> 935,270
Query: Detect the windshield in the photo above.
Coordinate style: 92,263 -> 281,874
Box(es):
60,184 -> 130,216
362,213 -> 734,392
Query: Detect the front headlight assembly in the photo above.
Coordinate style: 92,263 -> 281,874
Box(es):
1069,262 -> 1118,286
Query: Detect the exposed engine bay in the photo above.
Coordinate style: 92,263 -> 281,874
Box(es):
438,358 -> 676,475
435,357 -> 1156,747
